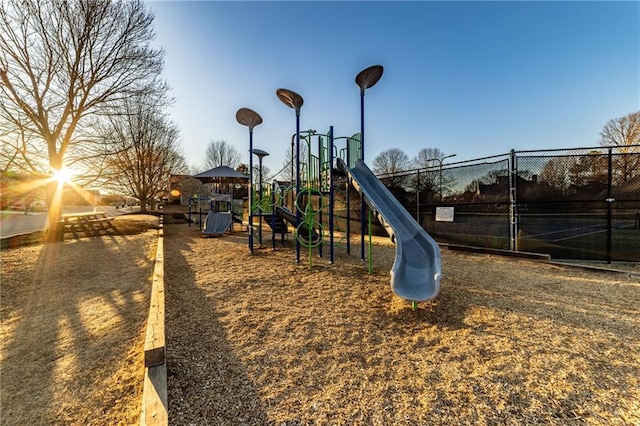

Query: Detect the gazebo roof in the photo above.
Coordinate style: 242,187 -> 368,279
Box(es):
192,166 -> 249,181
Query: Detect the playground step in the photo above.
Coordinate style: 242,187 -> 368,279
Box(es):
266,216 -> 288,233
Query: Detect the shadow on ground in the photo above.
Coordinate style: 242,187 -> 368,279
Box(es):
164,225 -> 268,424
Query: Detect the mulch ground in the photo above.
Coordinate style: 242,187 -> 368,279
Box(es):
0,215 -> 160,425
2,214 -> 638,424
164,222 -> 640,425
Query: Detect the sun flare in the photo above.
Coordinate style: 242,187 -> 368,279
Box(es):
52,167 -> 74,184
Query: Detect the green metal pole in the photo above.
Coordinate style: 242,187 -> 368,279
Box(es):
308,203 -> 313,270
307,134 -> 313,270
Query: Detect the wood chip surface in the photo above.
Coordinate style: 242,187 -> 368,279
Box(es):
2,214 -> 637,424
164,223 -> 640,425
1,220 -> 159,425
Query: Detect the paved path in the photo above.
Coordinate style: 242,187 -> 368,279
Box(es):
0,206 -> 139,238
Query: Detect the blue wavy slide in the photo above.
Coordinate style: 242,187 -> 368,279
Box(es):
202,211 -> 232,235
339,159 -> 442,302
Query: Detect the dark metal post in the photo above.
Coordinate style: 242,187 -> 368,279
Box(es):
329,126 -> 335,264
258,155 -> 263,245
606,148 -> 613,264
188,197 -> 192,227
253,150 -> 270,245
346,137 -> 351,255
439,161 -> 443,202
235,107 -> 263,254
509,149 -> 518,251
291,133 -> 295,209
360,88 -> 366,262
355,65 -> 383,262
416,170 -> 420,223
249,130 -> 254,252
272,181 -> 276,250
276,89 -> 303,263
295,113 -> 301,264
318,134 -> 323,259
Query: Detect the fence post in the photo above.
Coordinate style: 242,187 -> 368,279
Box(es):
509,149 -> 518,251
416,170 -> 420,222
606,148 -> 613,264
346,138 -> 351,255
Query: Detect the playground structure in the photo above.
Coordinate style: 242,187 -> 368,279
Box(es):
201,194 -> 234,236
246,127 -> 347,262
187,165 -> 248,234
184,193 -> 240,236
236,65 -> 443,304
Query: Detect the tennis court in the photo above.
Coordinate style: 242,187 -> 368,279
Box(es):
424,211 -> 639,261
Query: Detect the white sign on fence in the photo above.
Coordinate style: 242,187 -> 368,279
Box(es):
435,207 -> 455,222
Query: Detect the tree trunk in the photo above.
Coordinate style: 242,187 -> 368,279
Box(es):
139,197 -> 148,214
45,156 -> 64,243
45,181 -> 63,242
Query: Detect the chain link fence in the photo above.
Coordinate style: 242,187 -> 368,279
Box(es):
383,145 -> 639,262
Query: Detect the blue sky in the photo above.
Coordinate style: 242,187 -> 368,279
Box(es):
148,1 -> 639,177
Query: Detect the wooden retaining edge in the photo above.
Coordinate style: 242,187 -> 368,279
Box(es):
439,242 -> 552,261
144,225 -> 166,367
548,261 -> 640,278
140,218 -> 168,425
141,362 -> 167,425
440,243 -> 639,277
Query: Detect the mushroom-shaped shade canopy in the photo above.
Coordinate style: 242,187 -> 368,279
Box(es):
355,65 -> 384,91
236,108 -> 263,131
252,148 -> 270,158
276,88 -> 304,112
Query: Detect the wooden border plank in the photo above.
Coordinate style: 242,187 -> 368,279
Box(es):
144,226 -> 165,367
141,217 -> 168,425
140,363 -> 168,425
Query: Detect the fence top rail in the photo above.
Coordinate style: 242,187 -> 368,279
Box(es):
372,144 -> 639,179
377,154 -> 510,179
514,144 -> 640,156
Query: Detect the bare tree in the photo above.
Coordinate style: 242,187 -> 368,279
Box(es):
253,164 -> 271,184
373,148 -> 410,188
540,158 -> 571,196
600,111 -> 640,148
203,140 -> 241,169
171,153 -> 191,176
179,177 -> 203,202
413,148 -> 445,168
103,94 -> 184,213
568,151 -> 607,188
598,111 -> 640,183
411,147 -> 444,194
236,163 -> 249,175
280,142 -> 308,183
0,0 -> 166,239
